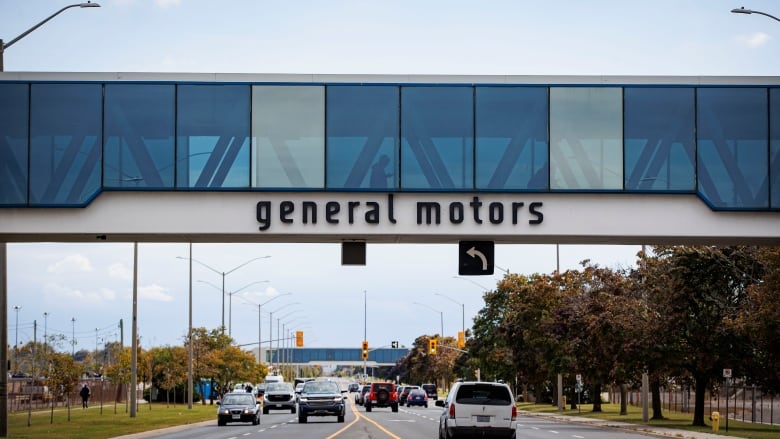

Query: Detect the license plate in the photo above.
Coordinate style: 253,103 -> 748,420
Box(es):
275,404 -> 282,408
476,415 -> 490,422
232,414 -> 241,419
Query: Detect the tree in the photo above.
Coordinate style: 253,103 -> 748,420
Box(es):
647,246 -> 755,426
46,352 -> 81,422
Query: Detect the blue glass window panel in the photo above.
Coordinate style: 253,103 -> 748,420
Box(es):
771,89 -> 779,209
0,84 -> 29,205
326,85 -> 399,190
550,87 -> 623,190
252,86 -> 325,189
177,85 -> 250,189
624,87 -> 695,192
475,87 -> 548,190
401,87 -> 473,190
104,84 -> 175,189
29,84 -> 102,206
697,88 -> 768,209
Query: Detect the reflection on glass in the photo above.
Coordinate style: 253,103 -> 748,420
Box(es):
104,84 -> 175,189
624,87 -> 695,192
697,87 -> 768,209
0,84 -> 29,205
326,85 -> 399,190
550,87 -> 622,190
253,85 -> 325,189
771,89 -> 780,209
177,85 -> 250,189
29,83 -> 103,206
401,87 -> 473,190
476,87 -> 548,190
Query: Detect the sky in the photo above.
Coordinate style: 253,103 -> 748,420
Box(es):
2,0 -> 779,353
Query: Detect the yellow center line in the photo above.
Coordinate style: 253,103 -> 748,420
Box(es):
325,396 -> 403,439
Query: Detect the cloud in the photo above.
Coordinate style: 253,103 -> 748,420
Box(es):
108,262 -> 132,281
43,283 -> 116,303
736,32 -> 770,48
47,254 -> 93,274
139,284 -> 174,302
155,0 -> 182,8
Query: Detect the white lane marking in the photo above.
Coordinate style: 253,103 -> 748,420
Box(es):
242,433 -> 252,436
531,426 -> 540,430
573,435 -> 585,438
549,430 -> 560,434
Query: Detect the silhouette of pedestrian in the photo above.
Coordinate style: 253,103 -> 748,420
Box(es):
80,384 -> 91,408
370,155 -> 392,188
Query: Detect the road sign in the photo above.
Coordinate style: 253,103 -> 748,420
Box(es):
458,241 -> 494,275
723,369 -> 732,378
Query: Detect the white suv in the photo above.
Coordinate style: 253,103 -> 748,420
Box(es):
436,381 -> 517,439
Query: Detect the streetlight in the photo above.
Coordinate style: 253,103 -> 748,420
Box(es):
452,275 -> 490,291
0,2 -> 101,72
269,302 -> 300,371
731,6 -> 780,22
71,317 -> 76,357
414,301 -> 444,339
179,255 -> 271,333
201,280 -> 269,337
247,292 -> 293,363
43,312 -> 49,355
13,306 -> 20,373
435,292 -> 465,339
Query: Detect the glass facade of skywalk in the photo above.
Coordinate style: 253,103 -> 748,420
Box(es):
1,79 -> 778,210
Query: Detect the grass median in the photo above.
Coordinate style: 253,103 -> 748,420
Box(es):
6,402 -> 216,439
518,402 -> 780,439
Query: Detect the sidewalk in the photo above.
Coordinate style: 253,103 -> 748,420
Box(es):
519,410 -> 742,439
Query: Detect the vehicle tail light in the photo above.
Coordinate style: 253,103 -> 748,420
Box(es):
449,402 -> 456,418
511,405 -> 517,420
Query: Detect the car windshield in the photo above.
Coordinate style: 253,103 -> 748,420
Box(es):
222,394 -> 255,405
303,381 -> 339,393
454,384 -> 512,406
266,382 -> 291,392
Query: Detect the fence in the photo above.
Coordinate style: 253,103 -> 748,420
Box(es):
619,384 -> 778,426
7,378 -> 128,413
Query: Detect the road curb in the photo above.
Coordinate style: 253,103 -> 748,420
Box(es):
108,419 -> 214,439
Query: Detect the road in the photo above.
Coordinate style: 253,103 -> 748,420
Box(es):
148,397 -> 657,439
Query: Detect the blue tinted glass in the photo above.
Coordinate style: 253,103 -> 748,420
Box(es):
104,84 -> 175,189
401,87 -> 473,190
697,88 -> 768,209
0,84 -> 29,205
177,85 -> 250,188
624,88 -> 695,191
326,85 -> 399,190
772,89 -> 780,209
475,87 -> 548,190
30,84 -> 102,206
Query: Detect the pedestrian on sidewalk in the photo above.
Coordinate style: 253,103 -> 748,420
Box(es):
80,384 -> 91,408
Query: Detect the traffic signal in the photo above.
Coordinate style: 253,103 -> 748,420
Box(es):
457,331 -> 465,349
361,340 -> 369,360
428,338 -> 438,355
296,331 -> 304,347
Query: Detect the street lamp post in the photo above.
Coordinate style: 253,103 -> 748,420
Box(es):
414,302 -> 444,338
435,293 -> 465,338
0,2 -> 101,72
43,312 -> 48,355
227,280 -> 269,337
71,317 -> 76,358
13,306 -> 20,373
179,255 -> 271,334
268,302 -> 300,372
252,293 -> 293,363
731,7 -> 780,22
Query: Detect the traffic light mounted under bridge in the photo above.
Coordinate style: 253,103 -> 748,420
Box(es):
361,340 -> 369,360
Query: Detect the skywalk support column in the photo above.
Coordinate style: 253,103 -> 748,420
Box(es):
1,242 -> 8,437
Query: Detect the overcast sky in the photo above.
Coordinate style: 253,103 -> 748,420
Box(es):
3,0 -> 778,352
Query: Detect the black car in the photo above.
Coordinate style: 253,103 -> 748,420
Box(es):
217,392 -> 260,426
347,382 -> 360,392
421,383 -> 438,400
297,380 -> 346,423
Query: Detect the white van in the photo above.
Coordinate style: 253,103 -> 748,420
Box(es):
264,374 -> 284,383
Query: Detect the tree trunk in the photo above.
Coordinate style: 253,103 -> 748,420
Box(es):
619,383 -> 628,415
534,381 -> 542,404
692,376 -> 708,426
592,383 -> 603,412
651,376 -> 665,420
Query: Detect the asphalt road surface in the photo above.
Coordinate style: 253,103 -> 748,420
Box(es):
145,398 -> 658,439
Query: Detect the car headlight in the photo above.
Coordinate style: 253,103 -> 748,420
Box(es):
220,409 -> 229,415
299,397 -> 308,403
333,396 -> 342,402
